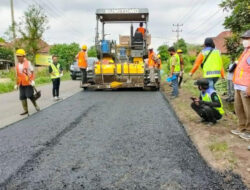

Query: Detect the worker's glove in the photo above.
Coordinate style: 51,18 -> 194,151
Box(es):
31,80 -> 35,86
14,85 -> 18,90
59,73 -> 63,77
189,73 -> 192,77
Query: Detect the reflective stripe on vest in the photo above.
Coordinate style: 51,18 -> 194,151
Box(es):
78,51 -> 87,68
233,49 -> 250,87
50,63 -> 60,79
202,49 -> 222,78
16,60 -> 32,86
170,53 -> 180,72
201,88 -> 224,115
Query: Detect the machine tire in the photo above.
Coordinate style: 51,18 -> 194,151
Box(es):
71,75 -> 76,80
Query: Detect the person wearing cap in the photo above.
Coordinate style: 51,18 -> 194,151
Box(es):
15,49 -> 40,115
177,49 -> 184,87
191,78 -> 224,124
168,47 -> 181,98
189,38 -> 225,89
75,45 -> 88,85
49,55 -> 63,101
148,46 -> 157,84
231,30 -> 250,140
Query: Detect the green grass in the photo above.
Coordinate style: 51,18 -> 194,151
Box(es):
0,67 -> 71,94
209,141 -> 228,152
0,81 -> 15,94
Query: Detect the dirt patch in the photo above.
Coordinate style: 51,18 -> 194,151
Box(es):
162,80 -> 250,188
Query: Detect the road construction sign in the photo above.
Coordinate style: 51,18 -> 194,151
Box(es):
35,54 -> 52,66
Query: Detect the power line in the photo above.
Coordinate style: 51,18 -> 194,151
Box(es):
172,24 -> 183,42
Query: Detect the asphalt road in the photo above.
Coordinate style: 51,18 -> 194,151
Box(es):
0,91 -> 247,190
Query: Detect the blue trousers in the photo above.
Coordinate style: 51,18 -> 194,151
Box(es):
207,77 -> 219,89
172,73 -> 179,96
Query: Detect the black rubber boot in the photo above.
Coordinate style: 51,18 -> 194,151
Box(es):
20,100 -> 29,115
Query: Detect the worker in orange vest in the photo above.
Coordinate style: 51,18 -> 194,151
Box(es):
148,46 -> 157,83
75,45 -> 88,85
15,49 -> 40,115
136,22 -> 146,36
231,30 -> 250,140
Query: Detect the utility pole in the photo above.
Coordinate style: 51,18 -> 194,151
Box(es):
10,0 -> 17,66
172,24 -> 183,42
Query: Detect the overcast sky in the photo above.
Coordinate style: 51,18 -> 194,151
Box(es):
0,0 -> 230,49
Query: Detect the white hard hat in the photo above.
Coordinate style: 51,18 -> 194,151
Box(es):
148,45 -> 153,50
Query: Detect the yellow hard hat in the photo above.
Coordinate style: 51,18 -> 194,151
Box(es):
82,45 -> 87,50
157,54 -> 161,58
177,49 -> 183,53
16,49 -> 26,56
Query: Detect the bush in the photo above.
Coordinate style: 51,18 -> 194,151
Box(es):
221,55 -> 231,71
0,81 -> 15,94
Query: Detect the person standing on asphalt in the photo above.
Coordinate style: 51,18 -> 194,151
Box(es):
191,79 -> 224,124
189,38 -> 225,89
75,45 -> 88,85
49,55 -> 63,101
177,49 -> 184,87
231,30 -> 250,140
15,49 -> 40,115
168,47 -> 181,98
148,46 -> 157,84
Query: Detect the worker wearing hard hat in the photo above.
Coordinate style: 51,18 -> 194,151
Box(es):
168,47 -> 181,98
231,30 -> 250,140
148,46 -> 157,83
189,38 -> 225,89
15,49 -> 40,115
177,49 -> 184,87
191,79 -> 224,124
75,45 -> 88,85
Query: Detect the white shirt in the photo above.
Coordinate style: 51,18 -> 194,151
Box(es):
18,61 -> 34,74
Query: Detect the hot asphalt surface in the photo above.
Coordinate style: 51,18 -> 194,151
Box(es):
0,90 -> 247,189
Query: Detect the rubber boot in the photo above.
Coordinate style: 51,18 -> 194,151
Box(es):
20,100 -> 29,115
30,97 -> 40,112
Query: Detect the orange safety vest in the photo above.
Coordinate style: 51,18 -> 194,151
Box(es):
148,51 -> 156,68
136,27 -> 146,35
78,51 -> 88,69
16,60 -> 34,86
233,48 -> 250,87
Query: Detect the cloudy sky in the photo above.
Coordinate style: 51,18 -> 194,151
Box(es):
0,0 -> 230,49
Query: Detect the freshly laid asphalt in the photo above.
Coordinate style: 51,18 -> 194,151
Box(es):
0,90 -> 247,189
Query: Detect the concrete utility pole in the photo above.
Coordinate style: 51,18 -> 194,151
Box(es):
10,0 -> 17,66
172,24 -> 183,42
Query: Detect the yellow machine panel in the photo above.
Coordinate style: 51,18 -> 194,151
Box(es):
95,63 -> 145,75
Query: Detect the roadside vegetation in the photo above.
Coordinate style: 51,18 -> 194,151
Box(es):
0,67 -> 70,94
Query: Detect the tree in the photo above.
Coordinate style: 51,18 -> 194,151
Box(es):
87,46 -> 97,57
17,5 -> 49,64
50,43 -> 80,70
0,37 -> 5,43
157,45 -> 170,61
0,47 -> 14,62
173,38 -> 187,54
220,0 -> 250,59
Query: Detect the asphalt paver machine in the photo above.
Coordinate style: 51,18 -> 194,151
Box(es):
87,8 -> 160,90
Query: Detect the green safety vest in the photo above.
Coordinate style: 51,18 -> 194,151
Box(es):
201,88 -> 224,115
170,53 -> 181,73
202,49 -> 223,78
50,63 -> 61,79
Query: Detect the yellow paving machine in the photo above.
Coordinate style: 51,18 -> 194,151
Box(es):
85,8 -> 160,90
